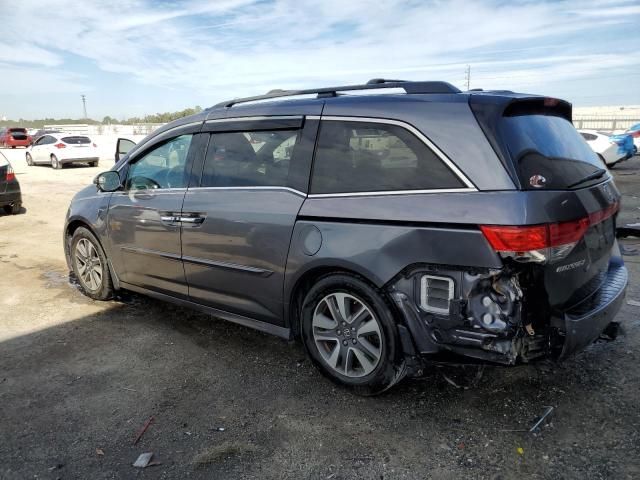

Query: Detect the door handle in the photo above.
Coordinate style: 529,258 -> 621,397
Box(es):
179,216 -> 205,224
160,215 -> 180,224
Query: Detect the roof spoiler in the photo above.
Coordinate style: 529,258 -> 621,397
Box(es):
212,78 -> 461,108
503,97 -> 572,122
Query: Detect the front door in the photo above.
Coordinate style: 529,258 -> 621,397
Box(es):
32,135 -> 50,163
106,133 -> 196,297
181,117 -> 318,325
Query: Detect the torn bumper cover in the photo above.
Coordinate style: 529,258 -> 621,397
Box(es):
557,256 -> 627,359
389,257 -> 627,369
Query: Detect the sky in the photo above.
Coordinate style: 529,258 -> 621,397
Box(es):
0,0 -> 639,120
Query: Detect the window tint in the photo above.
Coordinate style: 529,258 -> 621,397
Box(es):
499,115 -> 604,190
62,136 -> 91,144
201,130 -> 300,187
580,132 -> 597,141
126,135 -> 192,190
39,135 -> 56,145
310,121 -> 464,194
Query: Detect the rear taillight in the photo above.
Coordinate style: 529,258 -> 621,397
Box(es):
54,142 -> 66,149
481,202 -> 619,264
6,166 -> 15,182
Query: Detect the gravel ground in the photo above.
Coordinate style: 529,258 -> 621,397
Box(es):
1,148 -> 639,479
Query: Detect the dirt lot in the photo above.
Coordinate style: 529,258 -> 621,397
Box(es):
1,147 -> 639,479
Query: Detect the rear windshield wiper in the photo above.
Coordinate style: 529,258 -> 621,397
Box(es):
567,168 -> 607,188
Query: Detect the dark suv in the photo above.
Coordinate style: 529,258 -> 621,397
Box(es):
64,79 -> 627,394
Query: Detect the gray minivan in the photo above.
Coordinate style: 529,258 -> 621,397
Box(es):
64,80 -> 627,394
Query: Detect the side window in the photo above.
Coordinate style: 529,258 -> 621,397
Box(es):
580,132 -> 597,141
310,121 -> 465,194
126,135 -> 193,190
35,136 -> 48,145
201,129 -> 301,187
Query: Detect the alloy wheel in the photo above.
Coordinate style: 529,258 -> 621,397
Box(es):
312,292 -> 383,378
74,238 -> 103,291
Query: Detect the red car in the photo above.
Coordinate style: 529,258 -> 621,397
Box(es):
0,128 -> 32,148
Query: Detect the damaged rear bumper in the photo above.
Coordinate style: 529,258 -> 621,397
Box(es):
389,256 -> 627,372
557,256 -> 627,359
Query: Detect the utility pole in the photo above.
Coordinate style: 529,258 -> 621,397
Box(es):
81,94 -> 87,120
465,65 -> 471,91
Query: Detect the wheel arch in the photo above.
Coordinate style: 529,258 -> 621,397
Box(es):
64,217 -> 120,290
286,263 -> 387,340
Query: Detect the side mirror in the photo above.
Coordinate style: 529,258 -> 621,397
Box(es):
115,138 -> 137,162
94,171 -> 121,192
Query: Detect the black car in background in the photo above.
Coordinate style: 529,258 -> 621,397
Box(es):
0,152 -> 22,214
29,129 -> 61,145
63,79 -> 627,394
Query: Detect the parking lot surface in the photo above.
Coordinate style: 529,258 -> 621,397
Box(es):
1,147 -> 639,479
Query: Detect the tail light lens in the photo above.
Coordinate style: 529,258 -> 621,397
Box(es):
481,202 -> 619,263
54,143 -> 66,149
6,165 -> 15,182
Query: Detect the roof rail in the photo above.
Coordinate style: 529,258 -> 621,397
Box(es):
212,79 -> 461,108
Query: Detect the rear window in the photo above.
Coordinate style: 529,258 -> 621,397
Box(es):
62,136 -> 91,145
310,121 -> 464,194
9,128 -> 26,133
499,114 -> 605,190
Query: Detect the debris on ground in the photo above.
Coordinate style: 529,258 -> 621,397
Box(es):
517,447 -> 524,455
96,448 -> 104,456
132,452 -> 161,468
440,365 -> 485,390
192,442 -> 256,467
133,416 -> 154,445
529,406 -> 554,433
627,300 -> 640,307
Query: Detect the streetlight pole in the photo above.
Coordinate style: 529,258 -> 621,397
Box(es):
81,94 -> 87,120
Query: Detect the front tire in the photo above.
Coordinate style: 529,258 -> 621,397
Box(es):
51,154 -> 61,169
26,153 -> 33,166
70,227 -> 113,300
300,273 -> 405,395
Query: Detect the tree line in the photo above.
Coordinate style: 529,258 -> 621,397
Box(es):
0,106 -> 203,128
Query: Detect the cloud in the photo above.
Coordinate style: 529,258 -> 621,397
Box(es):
0,0 -> 639,116
0,43 -> 62,67
0,62 -> 88,92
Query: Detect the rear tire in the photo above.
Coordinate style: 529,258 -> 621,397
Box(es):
70,227 -> 114,300
51,154 -> 61,169
300,273 -> 406,395
26,153 -> 33,166
3,203 -> 21,215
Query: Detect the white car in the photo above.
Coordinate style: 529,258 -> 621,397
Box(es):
26,133 -> 99,169
578,129 -> 625,167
